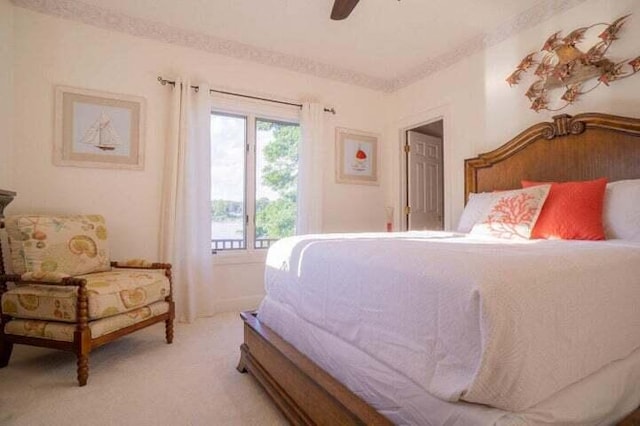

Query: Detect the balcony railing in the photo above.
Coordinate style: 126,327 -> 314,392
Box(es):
211,238 -> 278,252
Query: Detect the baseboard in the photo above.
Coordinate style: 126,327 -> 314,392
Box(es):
215,295 -> 264,313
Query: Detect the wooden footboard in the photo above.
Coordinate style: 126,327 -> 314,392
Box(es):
237,311 -> 392,426
238,311 -> 640,425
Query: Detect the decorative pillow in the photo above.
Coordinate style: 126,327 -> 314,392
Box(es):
470,185 -> 551,240
603,179 -> 640,241
5,214 -> 111,276
522,178 -> 607,240
457,192 -> 494,233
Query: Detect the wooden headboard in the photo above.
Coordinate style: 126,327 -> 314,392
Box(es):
465,113 -> 640,202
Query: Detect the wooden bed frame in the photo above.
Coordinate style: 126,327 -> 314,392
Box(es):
238,112 -> 640,425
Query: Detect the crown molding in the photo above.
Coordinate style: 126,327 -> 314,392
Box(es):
11,0 -> 586,93
390,0 -> 588,91
11,0 -> 393,92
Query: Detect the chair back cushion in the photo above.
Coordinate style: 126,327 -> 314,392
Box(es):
5,214 -> 111,276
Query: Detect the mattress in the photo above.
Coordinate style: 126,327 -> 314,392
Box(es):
259,297 -> 640,425
260,231 -> 640,411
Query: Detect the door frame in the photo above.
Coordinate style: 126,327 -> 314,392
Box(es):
396,104 -> 452,232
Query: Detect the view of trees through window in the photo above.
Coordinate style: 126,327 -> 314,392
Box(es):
255,119 -> 299,246
210,112 -> 299,252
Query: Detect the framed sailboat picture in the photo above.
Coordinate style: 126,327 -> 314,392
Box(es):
335,127 -> 379,185
54,86 -> 145,169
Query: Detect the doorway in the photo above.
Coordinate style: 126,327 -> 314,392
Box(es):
404,120 -> 444,230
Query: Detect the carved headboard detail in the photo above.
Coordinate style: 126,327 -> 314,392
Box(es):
541,114 -> 586,139
465,112 -> 640,202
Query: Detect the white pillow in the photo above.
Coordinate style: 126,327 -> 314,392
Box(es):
603,179 -> 640,241
470,185 -> 551,240
457,192 -> 494,233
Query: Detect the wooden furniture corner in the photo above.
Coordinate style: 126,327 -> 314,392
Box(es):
237,311 -> 392,426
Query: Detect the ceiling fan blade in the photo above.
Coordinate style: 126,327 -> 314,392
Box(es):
330,0 -> 360,20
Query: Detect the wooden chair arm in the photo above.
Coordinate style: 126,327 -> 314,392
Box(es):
0,274 -> 21,284
111,260 -> 172,270
0,274 -> 21,296
110,261 -> 173,300
110,261 -> 173,302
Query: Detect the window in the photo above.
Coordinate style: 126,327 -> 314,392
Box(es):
210,110 -> 300,253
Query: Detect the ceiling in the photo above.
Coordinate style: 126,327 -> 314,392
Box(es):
12,0 -> 586,91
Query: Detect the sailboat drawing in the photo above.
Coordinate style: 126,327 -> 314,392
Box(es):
80,111 -> 122,151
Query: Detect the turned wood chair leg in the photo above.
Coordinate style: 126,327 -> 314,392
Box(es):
165,299 -> 175,344
77,353 -> 89,386
0,338 -> 13,368
165,318 -> 174,344
74,280 -> 91,386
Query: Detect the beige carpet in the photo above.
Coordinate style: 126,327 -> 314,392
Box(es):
0,312 -> 287,426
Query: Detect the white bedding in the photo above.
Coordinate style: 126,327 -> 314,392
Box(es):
259,231 -> 640,412
260,297 -> 640,425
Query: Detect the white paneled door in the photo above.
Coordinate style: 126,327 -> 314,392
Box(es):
407,131 -> 443,230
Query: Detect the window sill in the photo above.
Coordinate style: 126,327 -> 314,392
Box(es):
212,250 -> 267,266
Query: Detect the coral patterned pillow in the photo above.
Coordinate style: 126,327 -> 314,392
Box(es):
522,178 -> 607,240
470,185 -> 551,240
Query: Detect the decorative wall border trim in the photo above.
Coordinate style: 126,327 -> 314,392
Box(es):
11,0 -> 586,93
390,0 -> 588,91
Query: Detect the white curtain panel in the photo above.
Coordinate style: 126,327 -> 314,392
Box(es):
297,102 -> 325,234
159,79 -> 215,322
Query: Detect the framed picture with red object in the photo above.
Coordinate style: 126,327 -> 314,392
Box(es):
335,127 -> 379,185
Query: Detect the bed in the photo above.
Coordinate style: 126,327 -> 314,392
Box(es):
237,112 -> 640,425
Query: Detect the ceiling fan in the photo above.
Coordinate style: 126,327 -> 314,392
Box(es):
330,0 -> 360,20
330,0 -> 400,21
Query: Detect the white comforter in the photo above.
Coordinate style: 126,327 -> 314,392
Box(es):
259,231 -> 640,411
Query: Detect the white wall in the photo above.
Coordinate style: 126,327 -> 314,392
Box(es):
9,0 -> 639,314
8,6 -> 387,313
0,0 -> 14,189
385,0 -> 640,230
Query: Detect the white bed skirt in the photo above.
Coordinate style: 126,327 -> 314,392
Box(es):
259,296 -> 640,425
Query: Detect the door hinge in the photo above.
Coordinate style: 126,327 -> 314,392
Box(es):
404,206 -> 411,215
404,144 -> 410,153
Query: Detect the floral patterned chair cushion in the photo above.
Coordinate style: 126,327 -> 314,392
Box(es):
5,214 -> 111,276
4,301 -> 170,342
1,268 -> 170,322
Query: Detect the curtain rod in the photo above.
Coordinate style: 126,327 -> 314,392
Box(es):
157,76 -> 336,115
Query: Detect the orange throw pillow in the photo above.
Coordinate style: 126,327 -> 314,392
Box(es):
522,178 -> 607,240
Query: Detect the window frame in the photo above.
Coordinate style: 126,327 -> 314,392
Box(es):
209,96 -> 300,264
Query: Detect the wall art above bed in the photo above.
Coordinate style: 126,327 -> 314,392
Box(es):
506,15 -> 640,112
54,86 -> 146,170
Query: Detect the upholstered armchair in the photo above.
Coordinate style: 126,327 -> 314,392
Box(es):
0,213 -> 175,386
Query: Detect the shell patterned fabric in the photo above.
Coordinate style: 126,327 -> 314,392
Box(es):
4,301 -> 170,342
5,214 -> 111,276
1,269 -> 170,322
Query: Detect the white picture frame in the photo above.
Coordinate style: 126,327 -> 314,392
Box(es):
335,127 -> 379,185
54,85 -> 146,170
